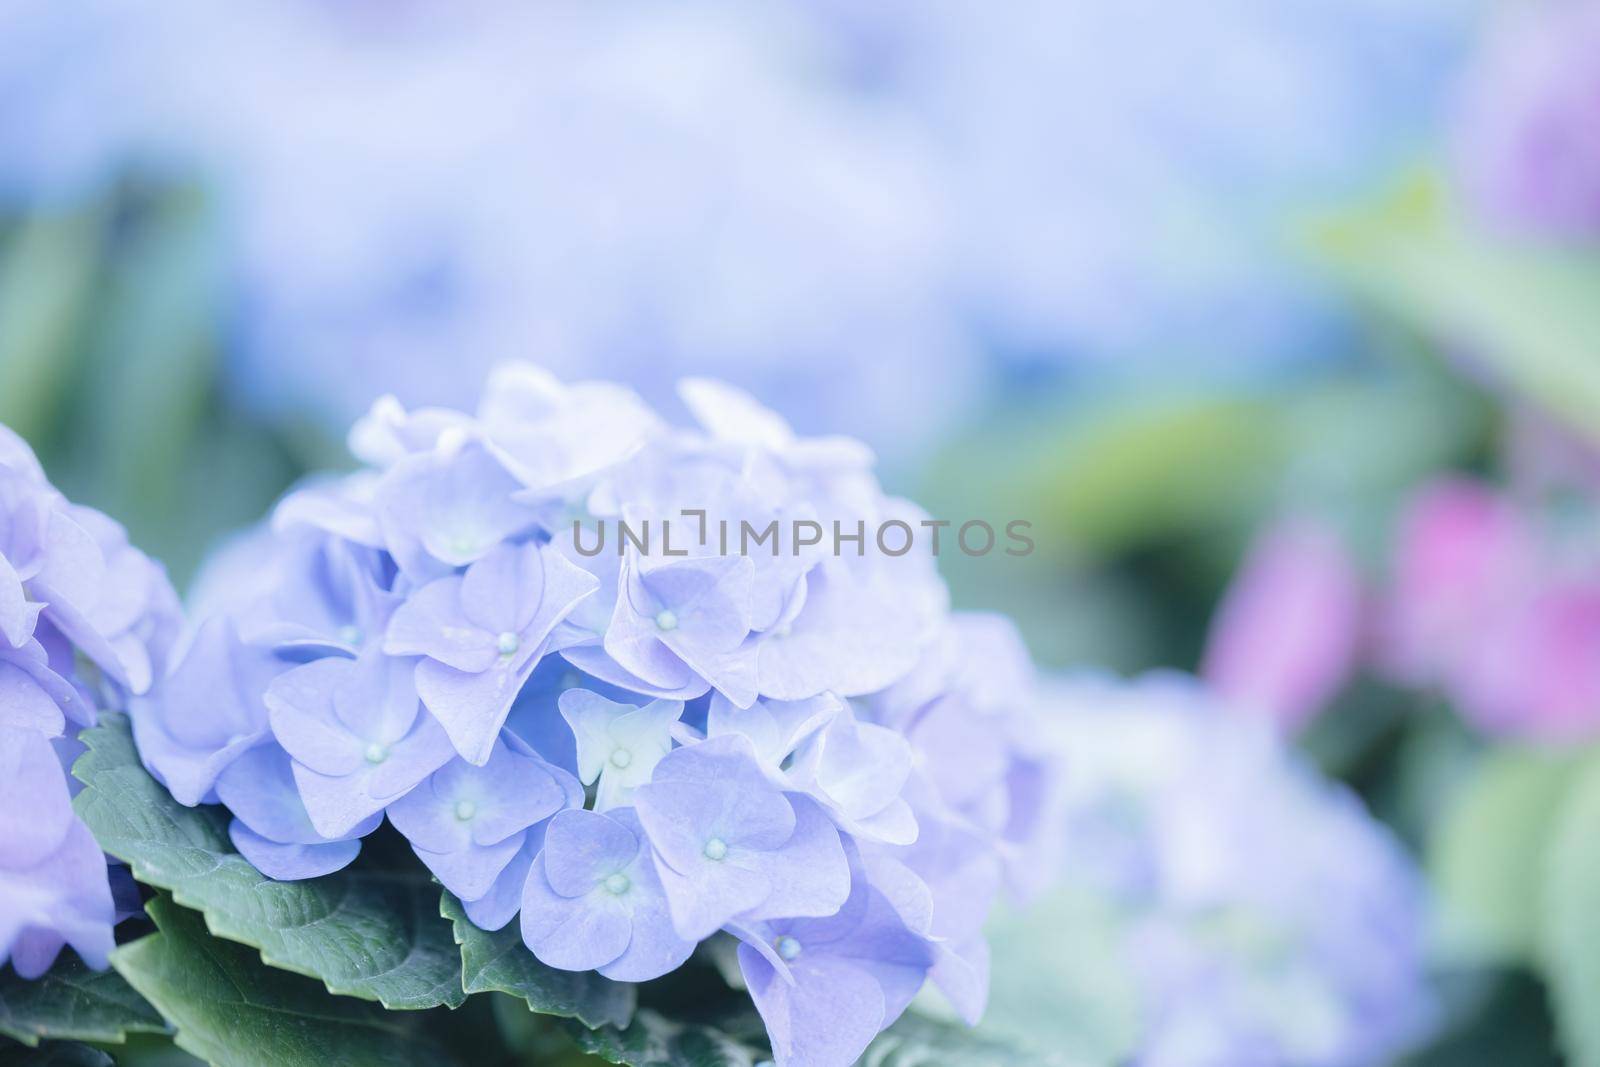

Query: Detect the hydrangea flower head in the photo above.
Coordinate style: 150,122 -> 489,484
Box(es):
1047,672 -> 1433,1067
0,423 -> 181,979
136,364 -> 1056,1066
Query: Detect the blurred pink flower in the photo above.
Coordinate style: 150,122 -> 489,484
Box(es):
1381,478 -> 1532,690
1383,476 -> 1600,740
1456,583 -> 1600,741
1201,515 -> 1363,733
1455,0 -> 1600,238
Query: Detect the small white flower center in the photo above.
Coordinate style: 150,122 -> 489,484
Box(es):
337,624 -> 363,647
609,747 -> 633,769
654,609 -> 679,632
454,800 -> 477,821
702,837 -> 728,861
603,873 -> 631,896
364,742 -> 389,765
776,936 -> 802,961
450,535 -> 480,558
496,631 -> 520,656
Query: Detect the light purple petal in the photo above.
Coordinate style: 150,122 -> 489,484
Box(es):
229,821 -> 363,881
384,575 -> 495,673
414,830 -> 527,901
739,945 -> 887,1067
520,853 -> 633,972
736,795 -> 850,924
459,542 -> 544,636
541,808 -> 639,898
464,835 -> 538,932
415,654 -> 540,766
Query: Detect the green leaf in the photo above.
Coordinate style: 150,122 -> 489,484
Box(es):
0,1040 -> 115,1067
564,1009 -> 761,1067
1540,753 -> 1600,1066
1430,746 -> 1587,966
1313,173 -> 1600,446
440,892 -> 633,1030
0,209 -> 102,445
73,714 -> 465,1010
113,896 -> 446,1067
0,954 -> 165,1048
863,1012 -> 1095,1067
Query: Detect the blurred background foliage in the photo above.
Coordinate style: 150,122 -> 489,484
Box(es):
7,0 -> 1600,1063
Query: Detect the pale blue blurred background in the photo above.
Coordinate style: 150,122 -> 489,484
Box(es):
0,0 -> 1486,659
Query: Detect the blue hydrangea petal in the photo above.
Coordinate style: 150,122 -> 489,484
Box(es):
0,729 -> 115,977
0,726 -> 73,865
0,655 -> 66,735
560,642 -> 710,703
215,743 -> 380,847
738,945 -> 887,1067
272,473 -> 386,549
0,549 -> 41,648
596,809 -> 696,983
132,619 -> 280,805
755,563 -> 926,701
558,690 -> 681,811
385,574 -> 496,672
930,935 -> 991,1025
390,543 -> 599,765
733,795 -> 850,926
388,741 -> 572,853
520,852 -> 634,973
349,394 -> 476,468
463,834 -> 538,932
481,364 -> 661,493
459,541 -> 545,636
540,808 -> 639,898
375,441 -> 533,577
634,736 -> 795,861
414,656 -> 541,765
331,648 -> 426,746
704,692 -> 839,772
229,820 -> 363,881
789,711 -> 912,826
414,829 -> 527,901
265,657 -> 368,777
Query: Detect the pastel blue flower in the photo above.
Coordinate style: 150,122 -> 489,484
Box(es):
633,734 -> 850,941
374,440 -> 535,580
216,743 -> 378,881
1049,672 -> 1433,1067
387,739 -> 579,902
594,552 -> 760,707
131,618 -> 282,807
385,539 -> 598,764
0,727 -> 116,978
558,689 -> 682,811
0,423 -> 183,982
521,807 -> 696,982
264,646 -> 455,838
734,846 -> 936,1067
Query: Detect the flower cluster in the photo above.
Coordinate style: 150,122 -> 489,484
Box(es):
1048,672 -> 1432,1067
1380,475 -> 1600,741
139,363 -> 1057,1066
0,423 -> 181,977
